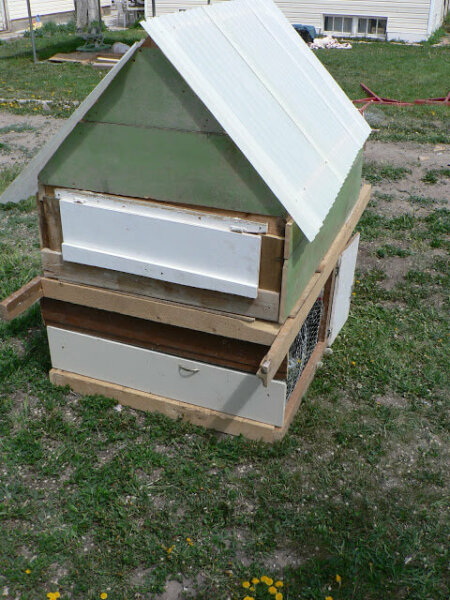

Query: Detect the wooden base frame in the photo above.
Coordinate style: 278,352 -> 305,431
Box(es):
49,341 -> 325,443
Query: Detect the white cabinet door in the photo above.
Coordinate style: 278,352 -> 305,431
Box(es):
47,326 -> 286,426
58,190 -> 264,298
328,233 -> 359,345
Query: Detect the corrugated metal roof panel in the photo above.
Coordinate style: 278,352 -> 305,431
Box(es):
143,0 -> 370,241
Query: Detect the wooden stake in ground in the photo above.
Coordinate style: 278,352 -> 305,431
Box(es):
25,0 -> 37,64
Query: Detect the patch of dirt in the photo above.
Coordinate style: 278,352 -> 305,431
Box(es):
363,141 -> 449,216
263,547 -> 305,570
96,443 -> 126,466
154,577 -> 202,600
152,443 -> 176,458
375,394 -> 409,409
9,390 -> 44,422
0,110 -> 64,170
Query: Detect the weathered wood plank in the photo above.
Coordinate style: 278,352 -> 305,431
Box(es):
41,249 -> 280,322
259,234 -> 284,293
41,298 -> 288,378
41,278 -> 281,345
50,369 -> 279,442
0,277 -> 43,321
43,196 -> 62,251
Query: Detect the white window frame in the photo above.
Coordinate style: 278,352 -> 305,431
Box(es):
357,16 -> 387,37
323,15 -> 388,39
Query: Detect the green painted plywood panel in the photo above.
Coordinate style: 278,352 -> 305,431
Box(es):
40,121 -> 285,216
282,152 -> 363,318
84,48 -> 224,134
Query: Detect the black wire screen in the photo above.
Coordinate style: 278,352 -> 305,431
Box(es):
286,296 -> 324,399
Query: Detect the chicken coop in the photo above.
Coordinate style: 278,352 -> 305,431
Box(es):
1,0 -> 371,441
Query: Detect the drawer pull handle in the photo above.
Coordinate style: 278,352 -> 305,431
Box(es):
178,365 -> 200,377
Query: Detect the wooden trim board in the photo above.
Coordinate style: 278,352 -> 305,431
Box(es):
41,249 -> 280,322
41,278 -> 281,345
0,277 -> 42,321
48,341 -> 325,442
257,184 -> 371,385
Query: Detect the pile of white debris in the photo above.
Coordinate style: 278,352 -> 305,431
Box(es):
309,36 -> 352,50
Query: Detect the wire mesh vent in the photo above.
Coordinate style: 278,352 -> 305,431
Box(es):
286,296 -> 324,399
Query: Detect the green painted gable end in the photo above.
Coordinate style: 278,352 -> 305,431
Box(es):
39,46 -> 285,217
282,151 -> 363,319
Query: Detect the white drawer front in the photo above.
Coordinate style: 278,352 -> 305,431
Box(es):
58,191 -> 262,298
47,327 -> 286,426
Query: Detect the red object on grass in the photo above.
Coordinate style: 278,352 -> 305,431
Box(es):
353,84 -> 450,113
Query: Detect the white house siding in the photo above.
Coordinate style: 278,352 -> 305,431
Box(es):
145,0 -> 440,42
8,0 -> 111,22
148,0 -> 227,18
276,1 -> 432,42
427,0 -> 447,34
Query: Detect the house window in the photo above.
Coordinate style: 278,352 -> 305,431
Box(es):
358,17 -> 387,36
324,15 -> 353,34
324,15 -> 388,38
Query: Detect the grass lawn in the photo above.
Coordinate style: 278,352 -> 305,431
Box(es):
0,25 -> 449,600
0,28 -> 449,141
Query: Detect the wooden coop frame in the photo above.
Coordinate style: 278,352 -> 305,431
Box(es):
2,185 -> 370,442
1,0 -> 372,442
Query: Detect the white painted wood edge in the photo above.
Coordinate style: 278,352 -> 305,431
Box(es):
328,233 -> 360,345
55,188 -> 268,234
61,242 -> 259,298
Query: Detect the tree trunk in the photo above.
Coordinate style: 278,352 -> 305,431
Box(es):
75,0 -> 100,30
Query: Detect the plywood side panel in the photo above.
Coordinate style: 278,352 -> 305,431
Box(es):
39,122 -> 285,217
47,327 -> 287,426
84,48 -> 225,133
282,151 -> 363,318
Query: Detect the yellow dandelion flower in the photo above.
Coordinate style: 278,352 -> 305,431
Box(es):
275,581 -> 283,588
250,586 -> 255,591
351,361 -> 356,366
352,292 -> 356,296
275,594 -> 283,600
242,581 -> 251,588
268,586 -> 277,595
243,597 -> 254,600
186,537 -> 193,546
251,577 -> 260,585
260,575 -> 269,584
336,574 -> 342,584
325,596 -> 333,600
25,569 -> 31,574
266,577 -> 274,586
100,594 -> 108,600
